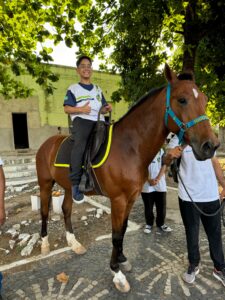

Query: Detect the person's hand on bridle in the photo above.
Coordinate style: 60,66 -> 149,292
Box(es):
163,145 -> 184,166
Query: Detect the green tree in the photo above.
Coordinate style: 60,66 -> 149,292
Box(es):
2,0 -> 225,126
78,0 -> 225,125
0,0 -> 91,99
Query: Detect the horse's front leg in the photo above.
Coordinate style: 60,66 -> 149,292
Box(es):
117,218 -> 132,272
63,189 -> 86,255
110,198 -> 131,293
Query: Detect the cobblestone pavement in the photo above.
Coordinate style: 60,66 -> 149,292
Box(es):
1,190 -> 225,299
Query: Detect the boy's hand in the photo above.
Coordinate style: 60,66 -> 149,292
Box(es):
102,104 -> 112,113
81,101 -> 91,114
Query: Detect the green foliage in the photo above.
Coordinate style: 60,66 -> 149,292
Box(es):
77,0 -> 225,124
0,0 -> 91,99
1,0 -> 225,126
78,0 -> 168,103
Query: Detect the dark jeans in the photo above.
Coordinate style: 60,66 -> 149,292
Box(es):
70,117 -> 96,185
141,191 -> 166,227
179,197 -> 225,270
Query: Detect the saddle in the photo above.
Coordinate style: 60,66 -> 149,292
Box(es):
79,118 -> 111,194
54,106 -> 112,195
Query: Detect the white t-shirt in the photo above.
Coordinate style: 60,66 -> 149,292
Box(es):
68,84 -> 105,122
168,135 -> 219,202
142,149 -> 167,193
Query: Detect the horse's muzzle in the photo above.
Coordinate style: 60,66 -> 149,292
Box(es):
193,140 -> 220,160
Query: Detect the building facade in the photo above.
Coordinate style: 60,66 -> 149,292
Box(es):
0,64 -> 128,153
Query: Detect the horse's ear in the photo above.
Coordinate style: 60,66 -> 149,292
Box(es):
164,63 -> 178,84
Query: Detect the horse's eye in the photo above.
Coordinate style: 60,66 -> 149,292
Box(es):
178,98 -> 187,105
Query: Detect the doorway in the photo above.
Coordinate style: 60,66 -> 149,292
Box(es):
12,113 -> 29,149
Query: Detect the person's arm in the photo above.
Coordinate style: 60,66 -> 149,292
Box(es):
101,95 -> 112,114
162,146 -> 183,166
63,89 -> 91,115
155,164 -> 167,182
64,102 -> 91,115
0,165 -> 6,225
99,92 -> 112,114
211,157 -> 225,200
101,103 -> 112,114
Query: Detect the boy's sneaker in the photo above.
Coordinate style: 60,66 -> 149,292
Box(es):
158,224 -> 173,233
72,185 -> 84,204
144,225 -> 152,234
182,265 -> 199,284
213,267 -> 225,287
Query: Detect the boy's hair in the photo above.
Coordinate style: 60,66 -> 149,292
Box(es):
76,55 -> 92,67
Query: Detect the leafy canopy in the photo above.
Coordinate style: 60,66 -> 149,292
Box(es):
1,0 -> 225,126
0,0 -> 91,99
77,0 -> 225,125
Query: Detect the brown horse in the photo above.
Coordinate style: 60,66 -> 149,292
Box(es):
36,65 -> 219,293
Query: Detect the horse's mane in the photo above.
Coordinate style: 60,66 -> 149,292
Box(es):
114,72 -> 194,125
115,86 -> 164,124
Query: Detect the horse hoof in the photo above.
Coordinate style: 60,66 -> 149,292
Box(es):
114,280 -> 130,293
112,270 -> 131,293
119,260 -> 132,272
41,246 -> 50,256
72,244 -> 87,255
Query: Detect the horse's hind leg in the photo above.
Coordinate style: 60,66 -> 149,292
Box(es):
62,189 -> 86,255
40,179 -> 54,255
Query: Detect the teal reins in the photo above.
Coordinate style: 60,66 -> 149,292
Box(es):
164,83 -> 209,143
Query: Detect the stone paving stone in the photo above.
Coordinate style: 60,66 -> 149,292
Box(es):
2,223 -> 225,299
2,191 -> 225,299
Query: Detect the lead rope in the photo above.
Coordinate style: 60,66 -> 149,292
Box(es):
174,162 -> 225,220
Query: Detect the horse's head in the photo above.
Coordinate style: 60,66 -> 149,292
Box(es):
164,64 -> 220,160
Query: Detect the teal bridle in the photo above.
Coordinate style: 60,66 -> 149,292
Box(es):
164,83 -> 209,144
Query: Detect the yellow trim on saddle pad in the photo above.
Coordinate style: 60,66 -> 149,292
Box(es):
54,124 -> 113,169
54,163 -> 70,167
92,124 -> 113,168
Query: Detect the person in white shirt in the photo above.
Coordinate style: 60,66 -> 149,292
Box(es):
167,135 -> 225,286
64,55 -> 112,203
141,149 -> 172,234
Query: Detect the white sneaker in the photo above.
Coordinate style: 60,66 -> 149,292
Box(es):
160,224 -> 173,232
144,225 -> 152,234
182,265 -> 200,284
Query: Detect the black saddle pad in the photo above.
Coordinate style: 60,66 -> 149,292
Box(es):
54,125 -> 112,168
54,136 -> 73,167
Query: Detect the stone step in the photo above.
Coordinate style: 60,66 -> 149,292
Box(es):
1,153 -> 37,187
3,162 -> 36,173
2,156 -> 36,165
0,149 -> 36,156
5,169 -> 37,180
5,175 -> 38,187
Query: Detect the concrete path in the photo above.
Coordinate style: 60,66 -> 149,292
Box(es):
1,188 -> 225,299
